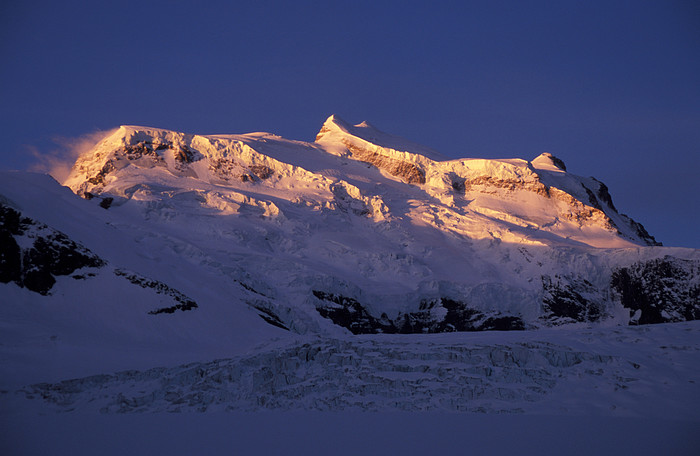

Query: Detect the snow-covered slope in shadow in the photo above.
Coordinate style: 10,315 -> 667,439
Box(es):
10,322 -> 700,419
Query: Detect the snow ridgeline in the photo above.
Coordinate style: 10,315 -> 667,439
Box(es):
17,322 -> 700,418
1,117 -> 699,421
65,115 -> 657,248
52,116 -> 698,333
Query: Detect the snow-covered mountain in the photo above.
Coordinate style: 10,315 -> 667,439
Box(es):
54,114 -> 696,332
1,115 -> 698,419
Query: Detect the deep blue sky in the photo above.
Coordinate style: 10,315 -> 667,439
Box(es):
1,0 -> 698,247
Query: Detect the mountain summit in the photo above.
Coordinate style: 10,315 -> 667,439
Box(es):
5,114 -> 686,335
1,116 -> 698,416
65,115 -> 657,249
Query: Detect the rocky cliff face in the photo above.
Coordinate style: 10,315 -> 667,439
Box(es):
0,203 -> 105,295
311,254 -> 700,332
611,257 -> 699,324
313,291 -> 526,334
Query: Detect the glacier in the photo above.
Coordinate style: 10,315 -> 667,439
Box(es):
1,115 -> 699,453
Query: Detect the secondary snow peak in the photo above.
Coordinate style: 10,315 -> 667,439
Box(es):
531,152 -> 567,172
316,115 -> 446,162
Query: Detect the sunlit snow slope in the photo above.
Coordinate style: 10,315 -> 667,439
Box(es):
2,115 -> 699,417
54,115 -> 698,334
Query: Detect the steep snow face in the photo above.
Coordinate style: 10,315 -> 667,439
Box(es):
531,152 -> 567,172
317,116 -> 660,248
315,114 -> 447,162
52,117 -> 697,336
65,117 -> 656,249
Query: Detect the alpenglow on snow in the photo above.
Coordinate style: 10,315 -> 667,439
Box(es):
3,115 -> 694,335
1,115 -> 699,417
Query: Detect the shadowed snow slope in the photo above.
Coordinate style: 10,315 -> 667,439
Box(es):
1,116 -> 698,423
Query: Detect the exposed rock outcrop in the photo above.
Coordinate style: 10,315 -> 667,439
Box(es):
540,275 -> 604,325
0,203 -> 105,295
341,140 -> 426,184
313,291 -> 525,334
114,269 -> 198,315
611,257 -> 699,324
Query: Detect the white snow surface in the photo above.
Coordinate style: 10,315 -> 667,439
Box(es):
1,117 -> 699,452
53,117 -> 696,328
5,322 -> 700,418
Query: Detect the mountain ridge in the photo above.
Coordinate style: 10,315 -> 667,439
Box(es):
64,115 -> 658,248
2,116 -> 695,341
2,116 -> 699,417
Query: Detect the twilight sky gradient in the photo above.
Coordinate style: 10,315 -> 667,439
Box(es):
1,0 -> 698,247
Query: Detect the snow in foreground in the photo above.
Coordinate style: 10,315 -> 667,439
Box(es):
2,322 -> 699,454
6,322 -> 699,417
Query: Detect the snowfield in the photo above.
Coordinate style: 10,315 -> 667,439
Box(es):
1,116 -> 698,454
7,322 -> 700,418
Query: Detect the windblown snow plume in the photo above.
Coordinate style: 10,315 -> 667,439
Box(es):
27,129 -> 118,184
